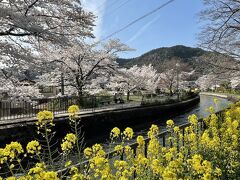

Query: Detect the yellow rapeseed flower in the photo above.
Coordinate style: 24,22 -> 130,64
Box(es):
123,127 -> 134,140
68,105 -> 80,121
114,145 -> 124,154
114,160 -> 128,171
213,98 -> 219,105
84,147 -> 92,158
36,110 -> 54,128
70,166 -> 79,175
124,145 -> 133,158
166,119 -> 174,127
188,114 -> 198,126
136,136 -> 145,147
147,124 -> 159,138
65,160 -> 72,167
61,133 -> 77,153
110,127 -> 121,139
174,126 -> 180,133
42,171 -> 59,180
206,106 -> 215,114
0,148 -> 7,164
71,173 -> 84,180
4,142 -> 24,161
84,144 -> 105,159
28,163 -> 46,179
26,140 -> 41,155
68,105 -> 80,114
6,177 -> 16,180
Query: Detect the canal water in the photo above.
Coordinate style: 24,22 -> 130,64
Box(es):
94,94 -> 231,149
131,94 -> 231,137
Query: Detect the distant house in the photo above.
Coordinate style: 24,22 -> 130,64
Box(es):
180,81 -> 198,91
234,84 -> 240,90
0,90 -> 9,100
19,78 -> 36,86
19,78 -> 62,98
210,84 -> 220,91
19,77 -> 62,97
38,85 -> 61,98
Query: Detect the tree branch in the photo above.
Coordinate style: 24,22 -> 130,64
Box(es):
25,0 -> 39,16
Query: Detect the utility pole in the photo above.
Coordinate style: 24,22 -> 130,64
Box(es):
61,73 -> 64,96
176,63 -> 180,101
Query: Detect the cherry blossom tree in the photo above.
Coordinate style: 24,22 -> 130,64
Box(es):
0,0 -> 96,99
0,0 -> 95,45
107,64 -> 159,100
0,72 -> 42,100
199,0 -> 240,59
0,41 -> 45,99
231,74 -> 240,89
196,74 -> 222,90
84,76 -> 111,95
0,0 -> 96,76
39,39 -> 132,97
158,59 -> 190,95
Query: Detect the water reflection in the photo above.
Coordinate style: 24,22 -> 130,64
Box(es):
173,95 -> 231,125
133,95 -> 231,136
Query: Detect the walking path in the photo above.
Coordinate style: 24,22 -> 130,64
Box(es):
200,92 -> 240,102
0,95 -> 187,128
0,96 -> 174,125
0,101 -> 142,127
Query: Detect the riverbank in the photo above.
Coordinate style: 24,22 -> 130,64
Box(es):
200,92 -> 240,102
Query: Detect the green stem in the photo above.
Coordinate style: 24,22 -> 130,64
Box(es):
45,124 -> 53,164
74,121 -> 81,161
37,154 -> 43,163
18,161 -> 26,173
6,162 -> 14,176
107,139 -> 113,159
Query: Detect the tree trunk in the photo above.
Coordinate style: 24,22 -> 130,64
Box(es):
77,88 -> 83,97
77,86 -> 84,107
127,91 -> 130,101
169,85 -> 173,96
75,75 -> 83,98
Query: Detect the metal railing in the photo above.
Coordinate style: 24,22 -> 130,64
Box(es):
0,95 -> 140,121
0,93 -> 199,121
57,116 -> 206,176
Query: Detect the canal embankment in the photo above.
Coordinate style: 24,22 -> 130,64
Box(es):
200,92 -> 240,102
0,95 -> 200,147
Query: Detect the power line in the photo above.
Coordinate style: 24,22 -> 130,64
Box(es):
96,0 -> 120,15
106,0 -> 120,9
94,1 -> 107,11
104,0 -> 133,17
96,0 -> 134,28
100,0 -> 176,41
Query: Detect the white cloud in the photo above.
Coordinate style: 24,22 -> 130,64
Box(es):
126,14 -> 162,44
81,0 -> 107,40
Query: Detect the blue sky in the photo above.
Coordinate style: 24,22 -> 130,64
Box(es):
82,0 -> 204,58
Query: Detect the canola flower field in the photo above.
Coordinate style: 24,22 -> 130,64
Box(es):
0,100 -> 240,180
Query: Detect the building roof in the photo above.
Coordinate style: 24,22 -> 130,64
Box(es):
19,78 -> 36,86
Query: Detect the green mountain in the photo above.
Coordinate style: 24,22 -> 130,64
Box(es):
117,45 -> 207,69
